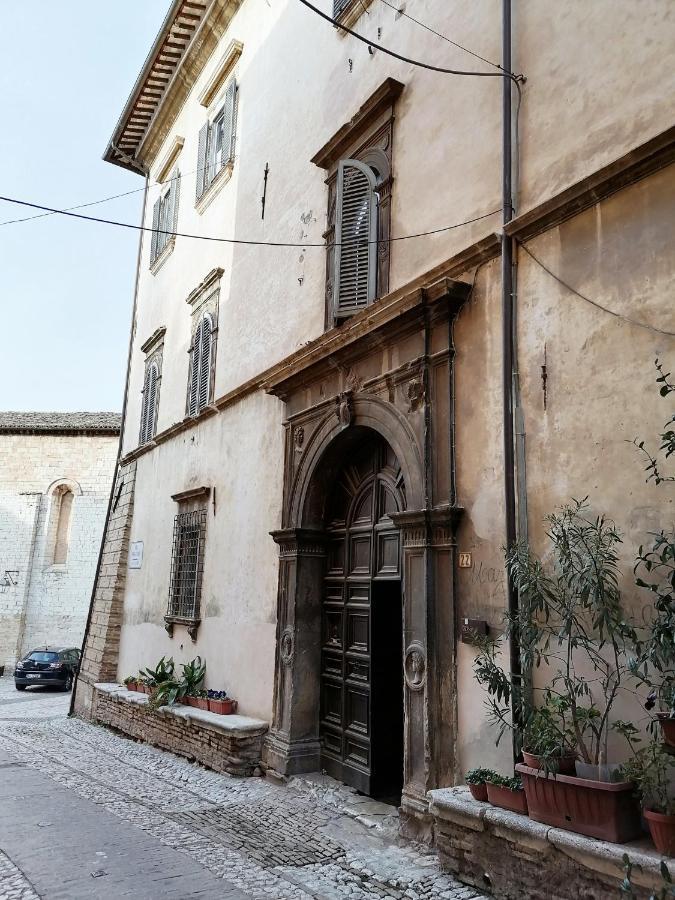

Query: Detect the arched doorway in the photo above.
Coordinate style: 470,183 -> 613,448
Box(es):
320,431 -> 405,801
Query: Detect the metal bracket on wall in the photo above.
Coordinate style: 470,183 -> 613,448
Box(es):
0,571 -> 19,592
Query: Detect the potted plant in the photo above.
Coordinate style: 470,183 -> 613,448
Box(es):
465,768 -> 496,802
181,656 -> 206,705
520,699 -> 577,775
474,500 -> 643,843
187,689 -> 209,711
485,774 -> 528,815
207,690 -> 237,715
141,656 -> 174,701
621,740 -> 675,856
123,675 -> 138,692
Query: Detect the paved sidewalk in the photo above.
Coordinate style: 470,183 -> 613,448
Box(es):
0,677 -> 484,899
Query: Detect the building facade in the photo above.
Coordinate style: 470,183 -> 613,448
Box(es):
75,0 -> 675,829
0,413 -> 120,669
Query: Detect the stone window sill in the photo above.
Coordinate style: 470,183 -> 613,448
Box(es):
95,682 -> 268,736
196,163 -> 233,215
150,237 -> 175,275
164,614 -> 200,641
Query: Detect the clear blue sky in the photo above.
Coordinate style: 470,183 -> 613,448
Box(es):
0,2 -> 171,412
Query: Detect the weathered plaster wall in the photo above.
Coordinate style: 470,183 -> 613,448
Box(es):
115,389 -> 283,720
0,433 -> 117,669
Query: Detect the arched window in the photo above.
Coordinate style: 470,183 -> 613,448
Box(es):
333,158 -> 379,319
52,488 -> 74,566
187,313 -> 214,417
139,361 -> 159,445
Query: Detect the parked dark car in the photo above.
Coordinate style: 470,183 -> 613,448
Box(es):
14,647 -> 80,691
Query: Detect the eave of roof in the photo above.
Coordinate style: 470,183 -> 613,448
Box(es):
103,0 -> 211,175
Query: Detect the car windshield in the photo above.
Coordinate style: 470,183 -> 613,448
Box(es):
26,652 -> 59,662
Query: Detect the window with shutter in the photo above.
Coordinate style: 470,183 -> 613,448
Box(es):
139,361 -> 159,444
334,159 -> 378,318
150,168 -> 180,267
187,318 -> 203,417
333,0 -> 352,15
197,316 -> 212,410
196,79 -> 238,204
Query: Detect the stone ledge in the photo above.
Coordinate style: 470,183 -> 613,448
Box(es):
429,787 -> 665,899
91,683 -> 268,777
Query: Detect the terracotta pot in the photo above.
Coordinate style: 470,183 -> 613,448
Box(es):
188,696 -> 209,710
486,782 -> 528,815
516,764 -> 641,843
125,682 -> 137,692
644,808 -> 675,856
468,783 -> 489,802
657,714 -> 675,749
522,750 -> 576,775
208,698 -> 235,715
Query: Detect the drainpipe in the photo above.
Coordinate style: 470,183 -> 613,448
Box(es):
70,172 -> 149,715
501,0 -> 523,761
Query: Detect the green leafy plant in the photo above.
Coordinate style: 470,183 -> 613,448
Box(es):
485,773 -> 523,791
620,740 -> 675,816
620,854 -> 674,899
474,500 -> 641,767
633,359 -> 675,486
141,656 -> 175,689
123,675 -> 136,686
150,677 -> 187,708
182,656 -> 206,696
465,767 -> 498,786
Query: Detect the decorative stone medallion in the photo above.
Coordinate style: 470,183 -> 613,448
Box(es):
280,628 -> 295,665
404,641 -> 426,691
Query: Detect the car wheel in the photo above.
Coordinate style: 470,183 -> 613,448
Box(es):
15,683 -> 26,691
63,675 -> 73,692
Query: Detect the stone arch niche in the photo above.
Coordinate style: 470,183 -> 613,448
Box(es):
263,389 -> 461,829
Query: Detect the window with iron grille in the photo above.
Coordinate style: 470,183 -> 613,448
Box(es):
195,78 -> 238,202
167,508 -> 207,620
150,167 -> 180,267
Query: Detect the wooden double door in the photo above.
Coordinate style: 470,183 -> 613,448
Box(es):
320,435 -> 405,799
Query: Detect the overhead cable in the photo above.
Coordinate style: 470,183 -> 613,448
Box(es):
297,0 -> 522,81
378,0 -> 505,73
0,195 -> 500,248
520,243 -> 675,338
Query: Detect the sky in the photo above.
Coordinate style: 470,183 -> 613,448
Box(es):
0,1 -> 172,412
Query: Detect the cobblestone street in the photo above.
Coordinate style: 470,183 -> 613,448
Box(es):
0,677 -> 484,900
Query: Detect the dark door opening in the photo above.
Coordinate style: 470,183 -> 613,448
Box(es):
319,433 -> 405,801
371,579 -> 404,804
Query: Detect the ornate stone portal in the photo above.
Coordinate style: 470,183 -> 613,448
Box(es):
262,278 -> 469,832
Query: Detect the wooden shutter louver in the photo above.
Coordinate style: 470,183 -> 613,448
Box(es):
170,168 -> 180,236
140,362 -> 158,444
221,79 -> 237,169
196,123 -> 209,201
187,320 -> 202,416
197,315 -> 212,410
333,0 -> 351,16
334,159 -> 378,317
150,197 -> 161,265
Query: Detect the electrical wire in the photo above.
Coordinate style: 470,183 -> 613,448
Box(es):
520,242 -> 675,338
378,0 -> 505,74
297,0 -> 521,81
0,195 -> 500,248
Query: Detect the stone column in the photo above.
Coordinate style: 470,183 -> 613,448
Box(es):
263,527 -> 327,777
392,505 -> 461,836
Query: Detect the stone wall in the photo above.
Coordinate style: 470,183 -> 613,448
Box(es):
73,461 -> 135,719
429,787 -> 665,900
92,683 -> 268,777
0,431 -> 118,669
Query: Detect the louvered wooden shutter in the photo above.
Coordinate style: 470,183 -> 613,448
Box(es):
187,320 -> 202,416
197,316 -> 212,410
139,368 -> 150,444
221,79 -> 237,168
145,363 -> 158,440
196,123 -> 209,200
333,0 -> 351,15
150,197 -> 161,265
170,168 -> 180,236
333,159 -> 378,317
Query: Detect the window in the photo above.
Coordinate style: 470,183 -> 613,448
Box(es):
312,78 -> 402,328
150,168 -> 180,267
333,0 -> 373,24
167,508 -> 207,621
187,313 -> 215,416
139,361 -> 159,445
196,78 -> 238,201
49,487 -> 74,566
138,326 -> 165,446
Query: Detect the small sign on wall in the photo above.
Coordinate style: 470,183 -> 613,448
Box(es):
128,541 -> 144,569
458,552 -> 473,568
